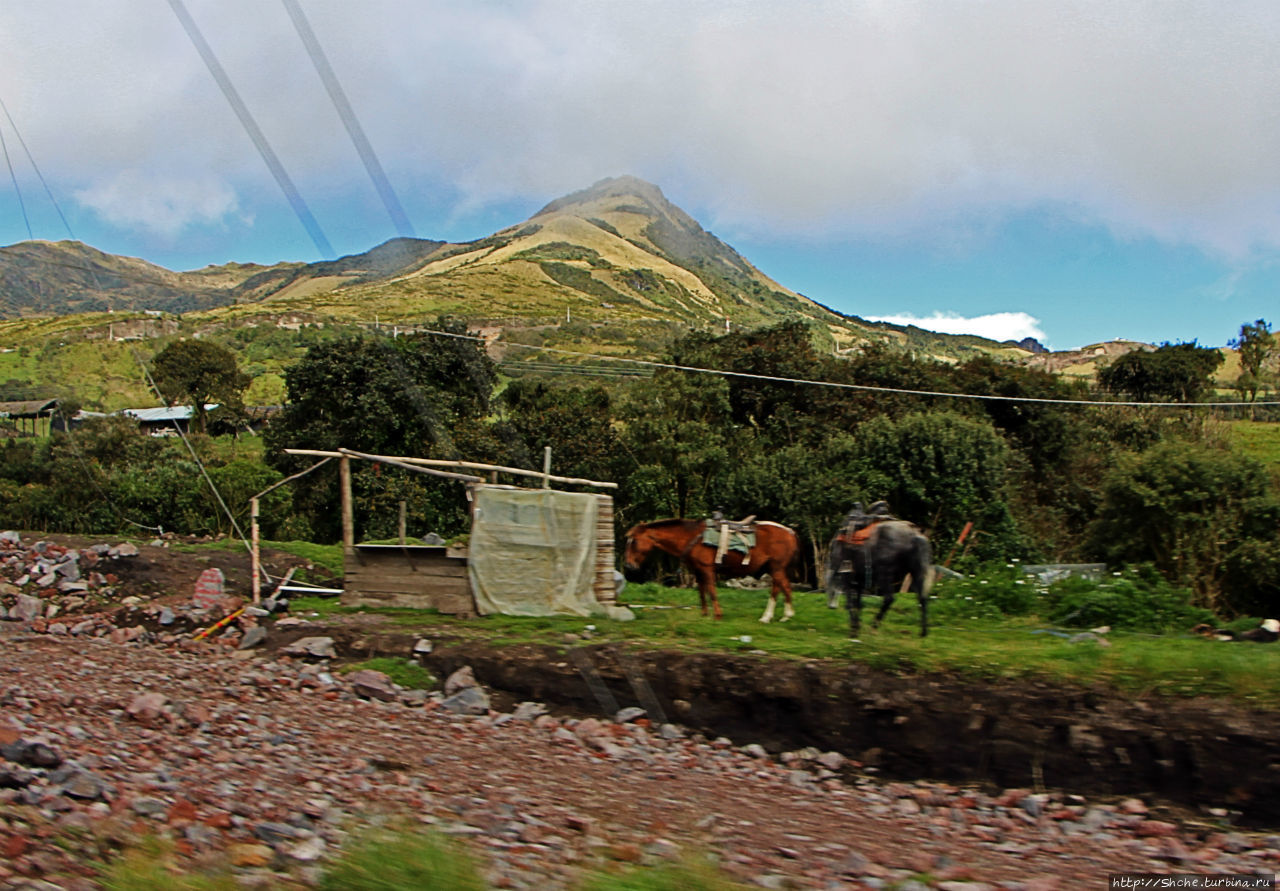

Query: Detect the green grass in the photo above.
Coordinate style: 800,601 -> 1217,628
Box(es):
1228,420 -> 1280,473
318,826 -> 486,891
337,657 -> 436,689
98,837 -> 239,891
291,577 -> 1280,707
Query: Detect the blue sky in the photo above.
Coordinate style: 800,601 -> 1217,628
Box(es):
3,1 -> 1279,351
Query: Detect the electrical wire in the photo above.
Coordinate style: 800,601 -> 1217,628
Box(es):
280,0 -> 415,239
0,93 -> 76,241
166,0 -> 335,259
0,123 -> 32,240
393,325 -> 1280,409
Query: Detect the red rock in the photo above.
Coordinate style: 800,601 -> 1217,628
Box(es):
607,843 -> 643,862
167,799 -> 198,823
3,835 -> 29,858
1135,820 -> 1178,837
1118,797 -> 1148,815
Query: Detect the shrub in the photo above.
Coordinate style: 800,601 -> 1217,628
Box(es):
1041,565 -> 1213,632
930,562 -> 1039,621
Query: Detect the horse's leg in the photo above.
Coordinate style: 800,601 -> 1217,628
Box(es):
695,565 -> 720,620
918,587 -> 929,638
871,566 -> 896,629
775,565 -> 794,622
758,589 -> 776,623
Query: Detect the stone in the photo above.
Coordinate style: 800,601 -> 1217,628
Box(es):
444,665 -> 478,696
2,740 -> 62,768
238,626 -> 268,650
126,692 -> 168,725
513,702 -> 547,721
192,567 -> 226,610
440,686 -> 490,715
817,751 -> 847,771
11,594 -> 41,623
282,637 -> 336,659
615,706 -> 646,724
228,842 -> 274,867
347,669 -> 398,702
158,607 -> 176,626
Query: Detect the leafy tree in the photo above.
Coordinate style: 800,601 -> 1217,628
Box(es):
264,321 -> 498,542
614,371 -> 736,525
1089,440 -> 1280,615
1096,341 -> 1224,403
498,379 -> 620,485
847,411 -> 1020,560
150,339 -> 250,434
1229,318 -> 1274,416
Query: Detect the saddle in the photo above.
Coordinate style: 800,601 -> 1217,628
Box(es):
704,515 -> 757,565
835,520 -> 884,548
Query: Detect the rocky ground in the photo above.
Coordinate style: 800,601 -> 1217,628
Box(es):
4,625 -> 1280,891
3,532 -> 1280,889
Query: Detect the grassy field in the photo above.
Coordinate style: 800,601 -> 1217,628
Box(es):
274,552 -> 1280,708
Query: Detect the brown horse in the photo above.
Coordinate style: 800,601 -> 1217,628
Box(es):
624,519 -> 799,622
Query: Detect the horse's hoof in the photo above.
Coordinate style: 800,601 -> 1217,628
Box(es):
758,617 -> 771,624
780,616 -> 792,623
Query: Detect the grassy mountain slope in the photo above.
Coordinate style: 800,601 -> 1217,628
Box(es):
0,175 -> 1186,408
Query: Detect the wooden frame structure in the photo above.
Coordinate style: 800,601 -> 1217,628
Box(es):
281,447 -> 619,615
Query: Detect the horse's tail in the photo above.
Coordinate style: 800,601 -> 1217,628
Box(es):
913,533 -> 935,595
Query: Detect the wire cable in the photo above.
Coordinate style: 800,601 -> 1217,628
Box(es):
0,123 -> 32,240
0,93 -> 76,241
280,0 -> 415,239
402,325 -> 1280,408
166,0 -> 335,259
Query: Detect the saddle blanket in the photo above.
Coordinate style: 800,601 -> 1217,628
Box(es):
703,526 -> 755,555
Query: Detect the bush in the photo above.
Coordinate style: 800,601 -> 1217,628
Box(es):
930,562 -> 1040,621
1041,565 -> 1213,632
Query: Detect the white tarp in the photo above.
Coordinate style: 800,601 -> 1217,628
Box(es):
468,486 -> 605,617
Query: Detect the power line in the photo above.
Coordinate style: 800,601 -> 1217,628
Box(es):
280,0 -> 415,239
166,0 -> 335,259
0,93 -> 77,241
409,325 -> 1280,409
0,123 -> 31,240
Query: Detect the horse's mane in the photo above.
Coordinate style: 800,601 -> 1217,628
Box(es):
627,518 -> 703,534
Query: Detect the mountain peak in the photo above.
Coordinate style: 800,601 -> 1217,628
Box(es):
532,175 -> 670,219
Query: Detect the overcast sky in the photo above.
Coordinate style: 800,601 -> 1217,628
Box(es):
2,1 -> 1278,349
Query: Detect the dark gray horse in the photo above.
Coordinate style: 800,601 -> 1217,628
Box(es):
826,520 -> 935,637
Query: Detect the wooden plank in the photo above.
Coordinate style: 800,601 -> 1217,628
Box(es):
348,578 -> 472,597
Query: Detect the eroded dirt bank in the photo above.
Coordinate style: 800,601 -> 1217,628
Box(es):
281,624 -> 1280,826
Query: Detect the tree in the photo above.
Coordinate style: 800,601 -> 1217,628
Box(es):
1089,440 -> 1280,615
1096,341 -> 1224,403
1229,319 -> 1274,416
264,321 -> 498,542
150,340 -> 250,434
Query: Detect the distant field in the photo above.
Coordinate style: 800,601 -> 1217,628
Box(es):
1228,420 -> 1280,473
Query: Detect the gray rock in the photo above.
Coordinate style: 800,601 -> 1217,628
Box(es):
817,751 -> 848,771
0,530 -> 20,546
131,796 -> 169,817
440,685 -> 490,715
513,702 -> 547,721
615,706 -> 646,724
239,626 -> 268,649
282,636 -> 336,659
659,724 -> 685,740
159,607 -> 176,626
12,594 -> 42,623
2,740 -> 62,768
444,665 -> 478,696
110,542 -> 140,557
413,638 -> 433,655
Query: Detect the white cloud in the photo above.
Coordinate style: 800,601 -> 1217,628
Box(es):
863,311 -> 1048,345
5,1 -> 1280,259
74,170 -> 242,238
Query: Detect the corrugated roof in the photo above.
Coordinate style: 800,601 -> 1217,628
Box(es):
0,399 -> 58,418
120,404 -> 218,423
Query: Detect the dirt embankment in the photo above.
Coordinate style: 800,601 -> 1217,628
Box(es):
273,623 -> 1280,827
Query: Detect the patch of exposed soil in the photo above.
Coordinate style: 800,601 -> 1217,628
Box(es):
10,533 -> 335,613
